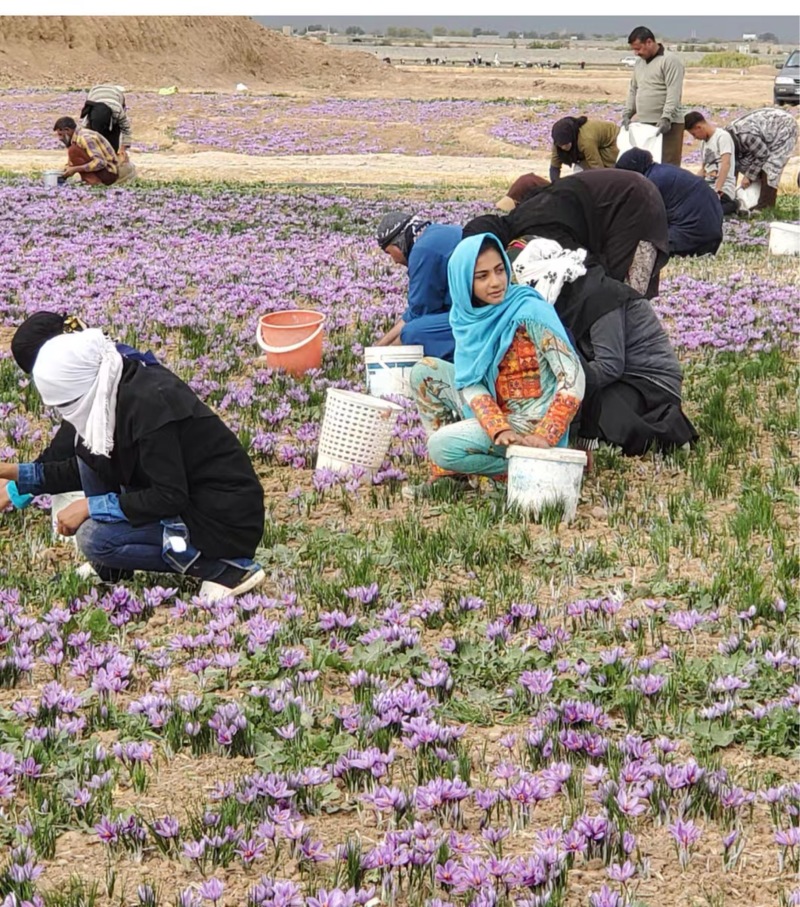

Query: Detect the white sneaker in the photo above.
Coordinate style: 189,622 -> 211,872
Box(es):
198,566 -> 266,602
75,562 -> 98,580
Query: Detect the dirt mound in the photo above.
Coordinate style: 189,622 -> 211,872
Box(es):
0,16 -> 406,91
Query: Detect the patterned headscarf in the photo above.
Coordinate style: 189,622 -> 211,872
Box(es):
376,211 -> 431,258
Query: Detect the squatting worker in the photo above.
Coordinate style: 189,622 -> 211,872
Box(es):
1,325 -> 266,601
616,148 -> 723,257
80,84 -> 132,154
375,211 -> 462,361
622,26 -> 685,166
54,116 -> 119,186
549,117 -> 619,182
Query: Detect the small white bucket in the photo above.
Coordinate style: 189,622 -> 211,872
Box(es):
506,445 -> 587,523
768,222 -> 800,256
43,170 -> 62,188
316,389 -> 402,476
364,345 -> 424,399
51,491 -> 85,542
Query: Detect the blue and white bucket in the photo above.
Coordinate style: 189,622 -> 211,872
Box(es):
364,345 -> 424,399
43,170 -> 63,188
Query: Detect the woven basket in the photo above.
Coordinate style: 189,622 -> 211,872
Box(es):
316,388 -> 402,475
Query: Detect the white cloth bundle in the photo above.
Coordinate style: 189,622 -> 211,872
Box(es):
511,237 -> 588,303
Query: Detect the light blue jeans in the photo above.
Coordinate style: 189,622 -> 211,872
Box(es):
410,358 -> 510,477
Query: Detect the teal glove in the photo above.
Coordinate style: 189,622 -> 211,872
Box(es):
6,481 -> 33,510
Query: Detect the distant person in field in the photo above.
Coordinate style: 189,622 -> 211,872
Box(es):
53,116 -> 119,187
684,111 -> 738,216
726,107 -> 799,210
80,85 -> 132,154
375,212 -> 462,361
549,116 -> 620,182
622,26 -> 685,166
616,148 -> 723,257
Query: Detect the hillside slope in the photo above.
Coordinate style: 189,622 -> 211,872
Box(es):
0,16 -> 403,91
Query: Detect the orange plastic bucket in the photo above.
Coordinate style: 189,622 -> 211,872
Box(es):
256,310 -> 325,376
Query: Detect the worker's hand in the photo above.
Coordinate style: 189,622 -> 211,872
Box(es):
518,433 -> 551,450
655,117 -> 672,136
63,166 -> 77,178
0,481 -> 10,513
56,499 -> 90,536
741,176 -> 751,189
621,113 -> 632,130
494,429 -> 522,447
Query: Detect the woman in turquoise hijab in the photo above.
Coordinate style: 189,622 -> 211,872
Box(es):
409,233 -> 585,481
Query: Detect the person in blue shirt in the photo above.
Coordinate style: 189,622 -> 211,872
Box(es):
375,211 -> 462,361
616,148 -> 723,257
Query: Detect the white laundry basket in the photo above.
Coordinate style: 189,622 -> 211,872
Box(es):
316,389 -> 402,476
768,222 -> 800,256
364,345 -> 424,399
506,445 -> 587,523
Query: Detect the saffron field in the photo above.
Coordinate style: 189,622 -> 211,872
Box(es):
0,176 -> 798,907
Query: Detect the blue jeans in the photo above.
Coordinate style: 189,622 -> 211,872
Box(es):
75,460 -> 248,581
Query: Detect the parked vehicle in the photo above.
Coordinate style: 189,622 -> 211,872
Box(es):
620,56 -> 637,67
774,50 -> 799,106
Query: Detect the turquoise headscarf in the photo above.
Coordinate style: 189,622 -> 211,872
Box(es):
447,233 -> 574,394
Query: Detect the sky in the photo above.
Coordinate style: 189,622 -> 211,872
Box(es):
254,16 -> 800,43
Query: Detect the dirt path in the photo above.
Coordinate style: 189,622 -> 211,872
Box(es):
0,149 -> 549,187
4,148 -> 799,190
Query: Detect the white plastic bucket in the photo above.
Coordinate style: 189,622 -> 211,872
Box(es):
506,445 -> 587,523
616,124 -> 663,163
364,345 -> 424,399
51,491 -> 85,542
316,389 -> 402,476
43,170 -> 62,188
768,222 -> 800,256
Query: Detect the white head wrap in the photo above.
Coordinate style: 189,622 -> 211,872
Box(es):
511,237 -> 588,303
33,329 -> 123,457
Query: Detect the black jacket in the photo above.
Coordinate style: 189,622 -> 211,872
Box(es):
35,360 -> 264,559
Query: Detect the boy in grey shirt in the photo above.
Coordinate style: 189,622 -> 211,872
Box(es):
684,111 -> 738,216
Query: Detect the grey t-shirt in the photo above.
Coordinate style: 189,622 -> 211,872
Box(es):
701,129 -> 736,199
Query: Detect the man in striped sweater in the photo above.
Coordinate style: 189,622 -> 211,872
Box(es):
80,85 -> 132,154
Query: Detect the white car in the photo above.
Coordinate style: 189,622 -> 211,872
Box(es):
620,57 -> 637,67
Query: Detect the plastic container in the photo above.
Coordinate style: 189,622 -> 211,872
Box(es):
768,222 -> 800,256
735,180 -> 761,211
506,445 -> 587,523
43,170 -> 62,188
51,491 -> 85,542
316,389 -> 402,476
364,345 -> 424,399
256,310 -> 325,376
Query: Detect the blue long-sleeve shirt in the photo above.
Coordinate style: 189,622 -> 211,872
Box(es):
402,225 -> 463,323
